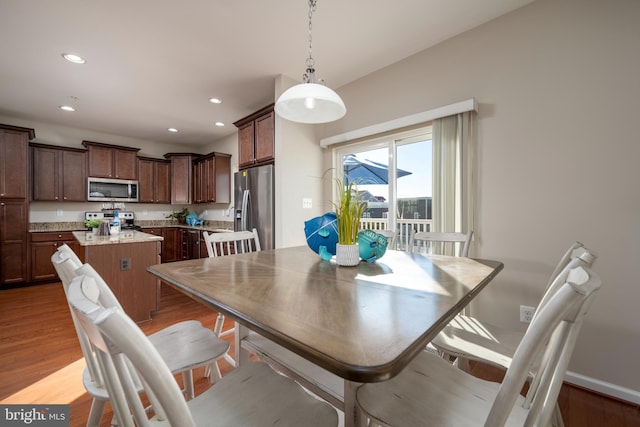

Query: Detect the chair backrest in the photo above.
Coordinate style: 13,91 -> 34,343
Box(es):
68,274 -> 196,427
57,243 -> 82,266
376,230 -> 397,250
485,265 -> 601,427
52,246 -> 129,390
537,243 -> 596,316
409,231 -> 473,257
51,248 -> 105,390
202,228 -> 261,257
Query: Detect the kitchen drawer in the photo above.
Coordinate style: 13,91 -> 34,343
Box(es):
30,231 -> 77,242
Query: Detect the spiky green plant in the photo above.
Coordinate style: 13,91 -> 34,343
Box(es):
333,179 -> 367,245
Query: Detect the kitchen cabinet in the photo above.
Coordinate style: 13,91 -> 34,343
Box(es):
0,124 -> 33,286
83,140 -> 140,180
234,104 -> 274,169
0,125 -> 32,199
165,153 -> 196,205
30,232 -> 81,281
31,143 -> 87,202
192,153 -> 231,204
79,238 -> 160,322
182,229 -> 208,259
161,228 -> 181,262
0,200 -> 28,284
138,157 -> 171,204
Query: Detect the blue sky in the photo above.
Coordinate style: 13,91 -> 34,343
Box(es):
351,139 -> 432,199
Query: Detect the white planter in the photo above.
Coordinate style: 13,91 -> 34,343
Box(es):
336,243 -> 360,266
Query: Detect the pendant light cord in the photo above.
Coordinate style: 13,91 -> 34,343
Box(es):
304,0 -> 317,83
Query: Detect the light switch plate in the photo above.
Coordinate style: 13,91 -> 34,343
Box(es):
302,198 -> 312,209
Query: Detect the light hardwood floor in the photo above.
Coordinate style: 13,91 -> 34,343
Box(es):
1,281 -> 638,426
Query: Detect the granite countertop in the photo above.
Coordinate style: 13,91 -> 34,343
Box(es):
73,230 -> 164,246
30,220 -> 234,233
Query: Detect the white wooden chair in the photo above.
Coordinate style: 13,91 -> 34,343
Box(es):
430,242 -> 595,426
67,274 -> 339,427
51,246 -> 230,427
356,264 -> 602,427
202,228 -> 261,258
376,229 -> 397,250
409,230 -> 473,257
202,229 -> 261,362
431,242 -> 595,372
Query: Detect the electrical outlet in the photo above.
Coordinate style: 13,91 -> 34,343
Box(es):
520,305 -> 535,323
120,258 -> 131,271
302,198 -> 312,209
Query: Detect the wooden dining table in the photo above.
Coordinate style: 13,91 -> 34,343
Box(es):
148,246 -> 503,426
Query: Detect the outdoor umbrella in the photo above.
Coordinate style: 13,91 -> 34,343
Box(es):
343,154 -> 412,185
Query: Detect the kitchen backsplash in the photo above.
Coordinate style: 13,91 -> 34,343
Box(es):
29,202 -> 235,223
29,219 -> 233,232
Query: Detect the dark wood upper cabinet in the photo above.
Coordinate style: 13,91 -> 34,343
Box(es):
138,157 -> 171,204
0,126 -> 32,199
234,104 -> 274,169
31,143 -> 87,202
192,153 -> 231,204
165,153 -> 196,205
83,140 -> 139,180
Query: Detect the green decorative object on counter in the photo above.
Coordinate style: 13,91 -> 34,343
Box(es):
84,219 -> 102,229
166,207 -> 189,224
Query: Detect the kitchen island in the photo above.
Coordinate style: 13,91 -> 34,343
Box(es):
73,230 -> 163,322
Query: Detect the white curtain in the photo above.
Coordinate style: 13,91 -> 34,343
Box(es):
432,112 -> 475,239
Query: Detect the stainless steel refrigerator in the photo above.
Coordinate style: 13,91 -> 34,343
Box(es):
234,164 -> 275,250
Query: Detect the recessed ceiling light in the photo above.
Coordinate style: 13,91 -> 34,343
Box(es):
59,105 -> 75,112
62,53 -> 86,64
209,98 -> 222,104
168,128 -> 178,133
215,122 -> 224,127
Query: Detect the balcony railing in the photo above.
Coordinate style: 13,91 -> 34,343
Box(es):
359,218 -> 432,250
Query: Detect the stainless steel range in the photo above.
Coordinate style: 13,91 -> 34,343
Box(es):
84,210 -> 138,230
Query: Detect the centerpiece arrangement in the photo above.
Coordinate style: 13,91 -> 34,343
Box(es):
332,178 -> 366,266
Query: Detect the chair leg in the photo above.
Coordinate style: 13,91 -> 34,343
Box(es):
208,361 -> 222,384
86,398 -> 107,427
454,357 -> 470,372
553,403 -> 565,427
213,313 -> 225,336
181,370 -> 194,400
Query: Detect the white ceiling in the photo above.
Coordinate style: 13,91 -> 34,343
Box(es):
0,0 -> 533,146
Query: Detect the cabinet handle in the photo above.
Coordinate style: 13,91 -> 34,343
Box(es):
53,243 -> 58,247
55,196 -> 59,200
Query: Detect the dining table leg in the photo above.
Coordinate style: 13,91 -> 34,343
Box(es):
234,322 -> 250,366
344,380 -> 362,427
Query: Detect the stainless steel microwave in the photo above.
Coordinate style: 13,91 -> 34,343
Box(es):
87,177 -> 139,202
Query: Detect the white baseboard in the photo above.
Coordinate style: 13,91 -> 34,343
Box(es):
565,371 -> 640,405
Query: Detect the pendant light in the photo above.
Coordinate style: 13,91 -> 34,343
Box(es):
275,0 -> 346,124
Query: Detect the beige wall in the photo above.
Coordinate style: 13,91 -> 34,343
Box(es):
318,0 -> 640,399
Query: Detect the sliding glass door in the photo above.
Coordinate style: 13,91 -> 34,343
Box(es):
337,127 -> 432,250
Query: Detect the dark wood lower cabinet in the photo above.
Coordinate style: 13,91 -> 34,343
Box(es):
30,232 -> 82,282
80,241 -> 160,322
161,228 -> 181,262
1,200 -> 28,285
